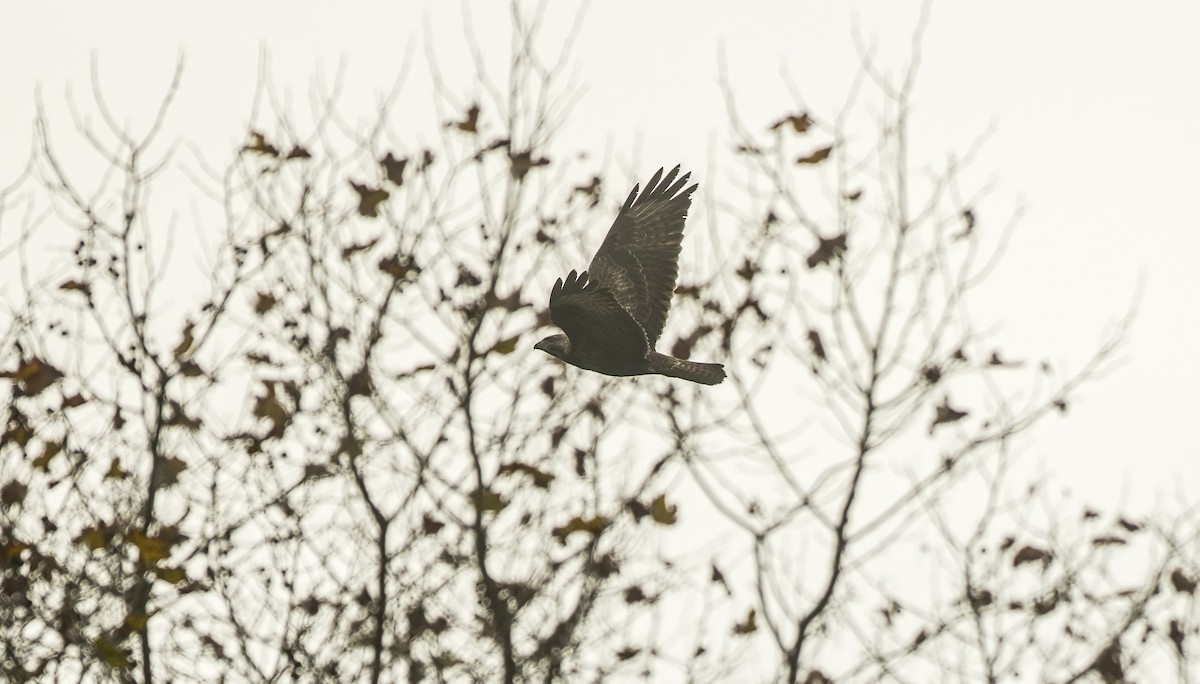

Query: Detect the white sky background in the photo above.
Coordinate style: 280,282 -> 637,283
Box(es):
3,0 -> 1198,524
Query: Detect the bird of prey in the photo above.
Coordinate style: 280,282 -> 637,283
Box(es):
535,166 -> 725,385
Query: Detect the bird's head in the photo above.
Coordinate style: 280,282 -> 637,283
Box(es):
534,334 -> 570,360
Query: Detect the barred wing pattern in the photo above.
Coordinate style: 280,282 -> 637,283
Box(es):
587,165 -> 698,347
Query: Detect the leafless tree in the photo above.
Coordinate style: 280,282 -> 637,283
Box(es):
654,9 -> 1200,683
1,4 -> 1196,684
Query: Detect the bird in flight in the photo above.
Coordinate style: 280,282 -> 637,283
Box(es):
535,166 -> 725,385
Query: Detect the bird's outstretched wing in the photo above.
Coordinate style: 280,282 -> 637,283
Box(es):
550,270 -> 648,359
588,165 -> 697,347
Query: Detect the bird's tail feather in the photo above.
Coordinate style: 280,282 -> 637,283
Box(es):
649,353 -> 726,385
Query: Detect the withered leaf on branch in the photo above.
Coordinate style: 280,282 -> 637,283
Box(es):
59,279 -> 92,296
736,259 -> 758,281
552,515 -> 608,543
617,647 -> 641,661
164,396 -> 201,429
341,237 -> 379,259
930,398 -> 968,434
628,494 -> 648,516
880,600 -> 902,626
456,265 -> 482,288
408,602 -> 449,636
478,138 -> 510,160
573,175 -> 601,206
623,585 -> 648,604
378,254 -> 417,280
968,588 -> 993,610
155,565 -> 188,585
548,424 -> 566,447
421,514 -> 445,535
1169,619 -> 1185,656
173,321 -> 196,360
920,364 -> 942,385
585,399 -> 605,421
105,460 -> 130,481
74,523 -> 111,551
32,440 -> 63,471
796,145 -> 833,165
1092,643 -> 1124,684
1032,591 -> 1059,615
471,487 -> 507,513
650,494 -> 677,525
1,480 -> 29,508
285,145 -> 311,160
302,463 -> 331,481
733,608 -> 757,635
346,368 -> 372,398
152,455 -> 188,489
1117,517 -> 1143,532
589,552 -> 619,578
256,222 -> 290,256
62,393 -> 87,409
807,330 -> 826,361
94,635 -> 132,669
955,208 -> 976,240
253,381 -> 291,440
768,112 -> 813,134
806,233 -> 847,269
2,357 -> 64,397
496,461 -> 554,488
337,433 -> 362,459
988,351 -> 1022,368
128,530 -> 174,567
1012,545 -> 1052,568
671,325 -> 713,360
243,131 -> 279,157
509,150 -> 550,180
380,152 -> 408,186
349,181 -> 389,218
244,351 -> 277,366
446,103 -> 480,133
1171,568 -> 1197,594
711,563 -> 731,595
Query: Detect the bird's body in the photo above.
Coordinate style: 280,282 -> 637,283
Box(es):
535,166 -> 725,385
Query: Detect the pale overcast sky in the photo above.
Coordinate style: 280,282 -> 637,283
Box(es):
3,0 -> 1198,514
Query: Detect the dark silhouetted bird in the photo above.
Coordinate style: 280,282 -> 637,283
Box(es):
535,166 -> 725,385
